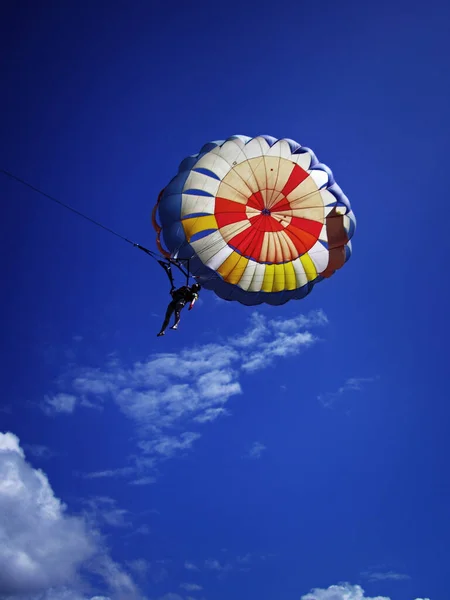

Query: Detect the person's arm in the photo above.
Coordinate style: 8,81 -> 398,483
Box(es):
188,293 -> 198,310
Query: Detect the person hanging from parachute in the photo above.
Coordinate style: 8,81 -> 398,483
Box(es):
157,279 -> 201,336
155,260 -> 201,336
134,247 -> 201,336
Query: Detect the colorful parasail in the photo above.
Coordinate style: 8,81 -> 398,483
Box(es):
152,135 -> 356,306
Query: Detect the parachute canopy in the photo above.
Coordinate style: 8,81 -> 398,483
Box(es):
152,135 -> 356,306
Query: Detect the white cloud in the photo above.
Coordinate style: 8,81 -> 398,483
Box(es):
130,476 -> 156,486
236,553 -> 251,564
232,312 -> 267,348
0,431 -> 94,595
234,311 -> 323,373
134,525 -> 151,536
362,570 -> 410,582
23,443 -> 54,459
234,310 -> 327,352
345,377 -> 376,390
102,509 -> 130,528
83,467 -> 136,480
125,558 -> 168,583
184,561 -> 199,571
241,329 -> 316,372
127,559 -> 150,577
204,558 -> 232,573
81,455 -> 157,485
318,377 -> 378,408
139,432 -> 201,459
30,590 -> 111,600
73,371 -> 118,396
194,407 -> 230,423
300,583 -> 428,600
43,311 -> 326,479
246,442 -> 266,459
269,309 -> 328,332
0,432 -> 140,599
127,558 -> 169,583
204,558 -> 222,570
0,432 -> 23,454
42,393 -> 77,415
91,555 -> 140,599
112,345 -> 241,437
180,582 -> 203,591
301,583 -> 390,600
84,497 -> 131,529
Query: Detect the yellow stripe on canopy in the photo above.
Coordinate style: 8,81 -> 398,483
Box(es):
182,215 -> 218,242
300,252 -> 317,281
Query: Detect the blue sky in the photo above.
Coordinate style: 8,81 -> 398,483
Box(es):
1,1 -> 449,599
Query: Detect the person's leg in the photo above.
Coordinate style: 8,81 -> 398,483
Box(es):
170,300 -> 185,329
157,302 -> 175,336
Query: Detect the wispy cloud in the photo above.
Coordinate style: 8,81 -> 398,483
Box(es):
184,551 -> 270,577
84,496 -> 132,529
24,443 -> 55,459
44,310 -> 326,481
204,558 -> 232,574
232,312 -> 268,348
193,407 -> 230,423
127,559 -> 168,583
130,476 -> 157,486
91,554 -> 140,598
270,309 -> 328,332
80,456 -> 157,486
361,569 -> 411,582
138,432 -> 201,459
245,442 -> 266,459
41,393 -> 77,415
235,311 -> 325,372
133,525 -> 151,536
180,583 -> 203,591
82,466 -> 136,479
236,553 -> 252,564
318,376 -> 378,408
127,558 -> 150,577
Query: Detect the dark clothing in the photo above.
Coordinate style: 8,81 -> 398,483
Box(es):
170,285 -> 198,304
157,285 -> 199,335
160,298 -> 185,332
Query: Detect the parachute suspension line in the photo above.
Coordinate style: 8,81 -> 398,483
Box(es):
134,243 -> 192,285
0,168 -> 195,282
1,168 -> 137,247
157,260 -> 175,291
